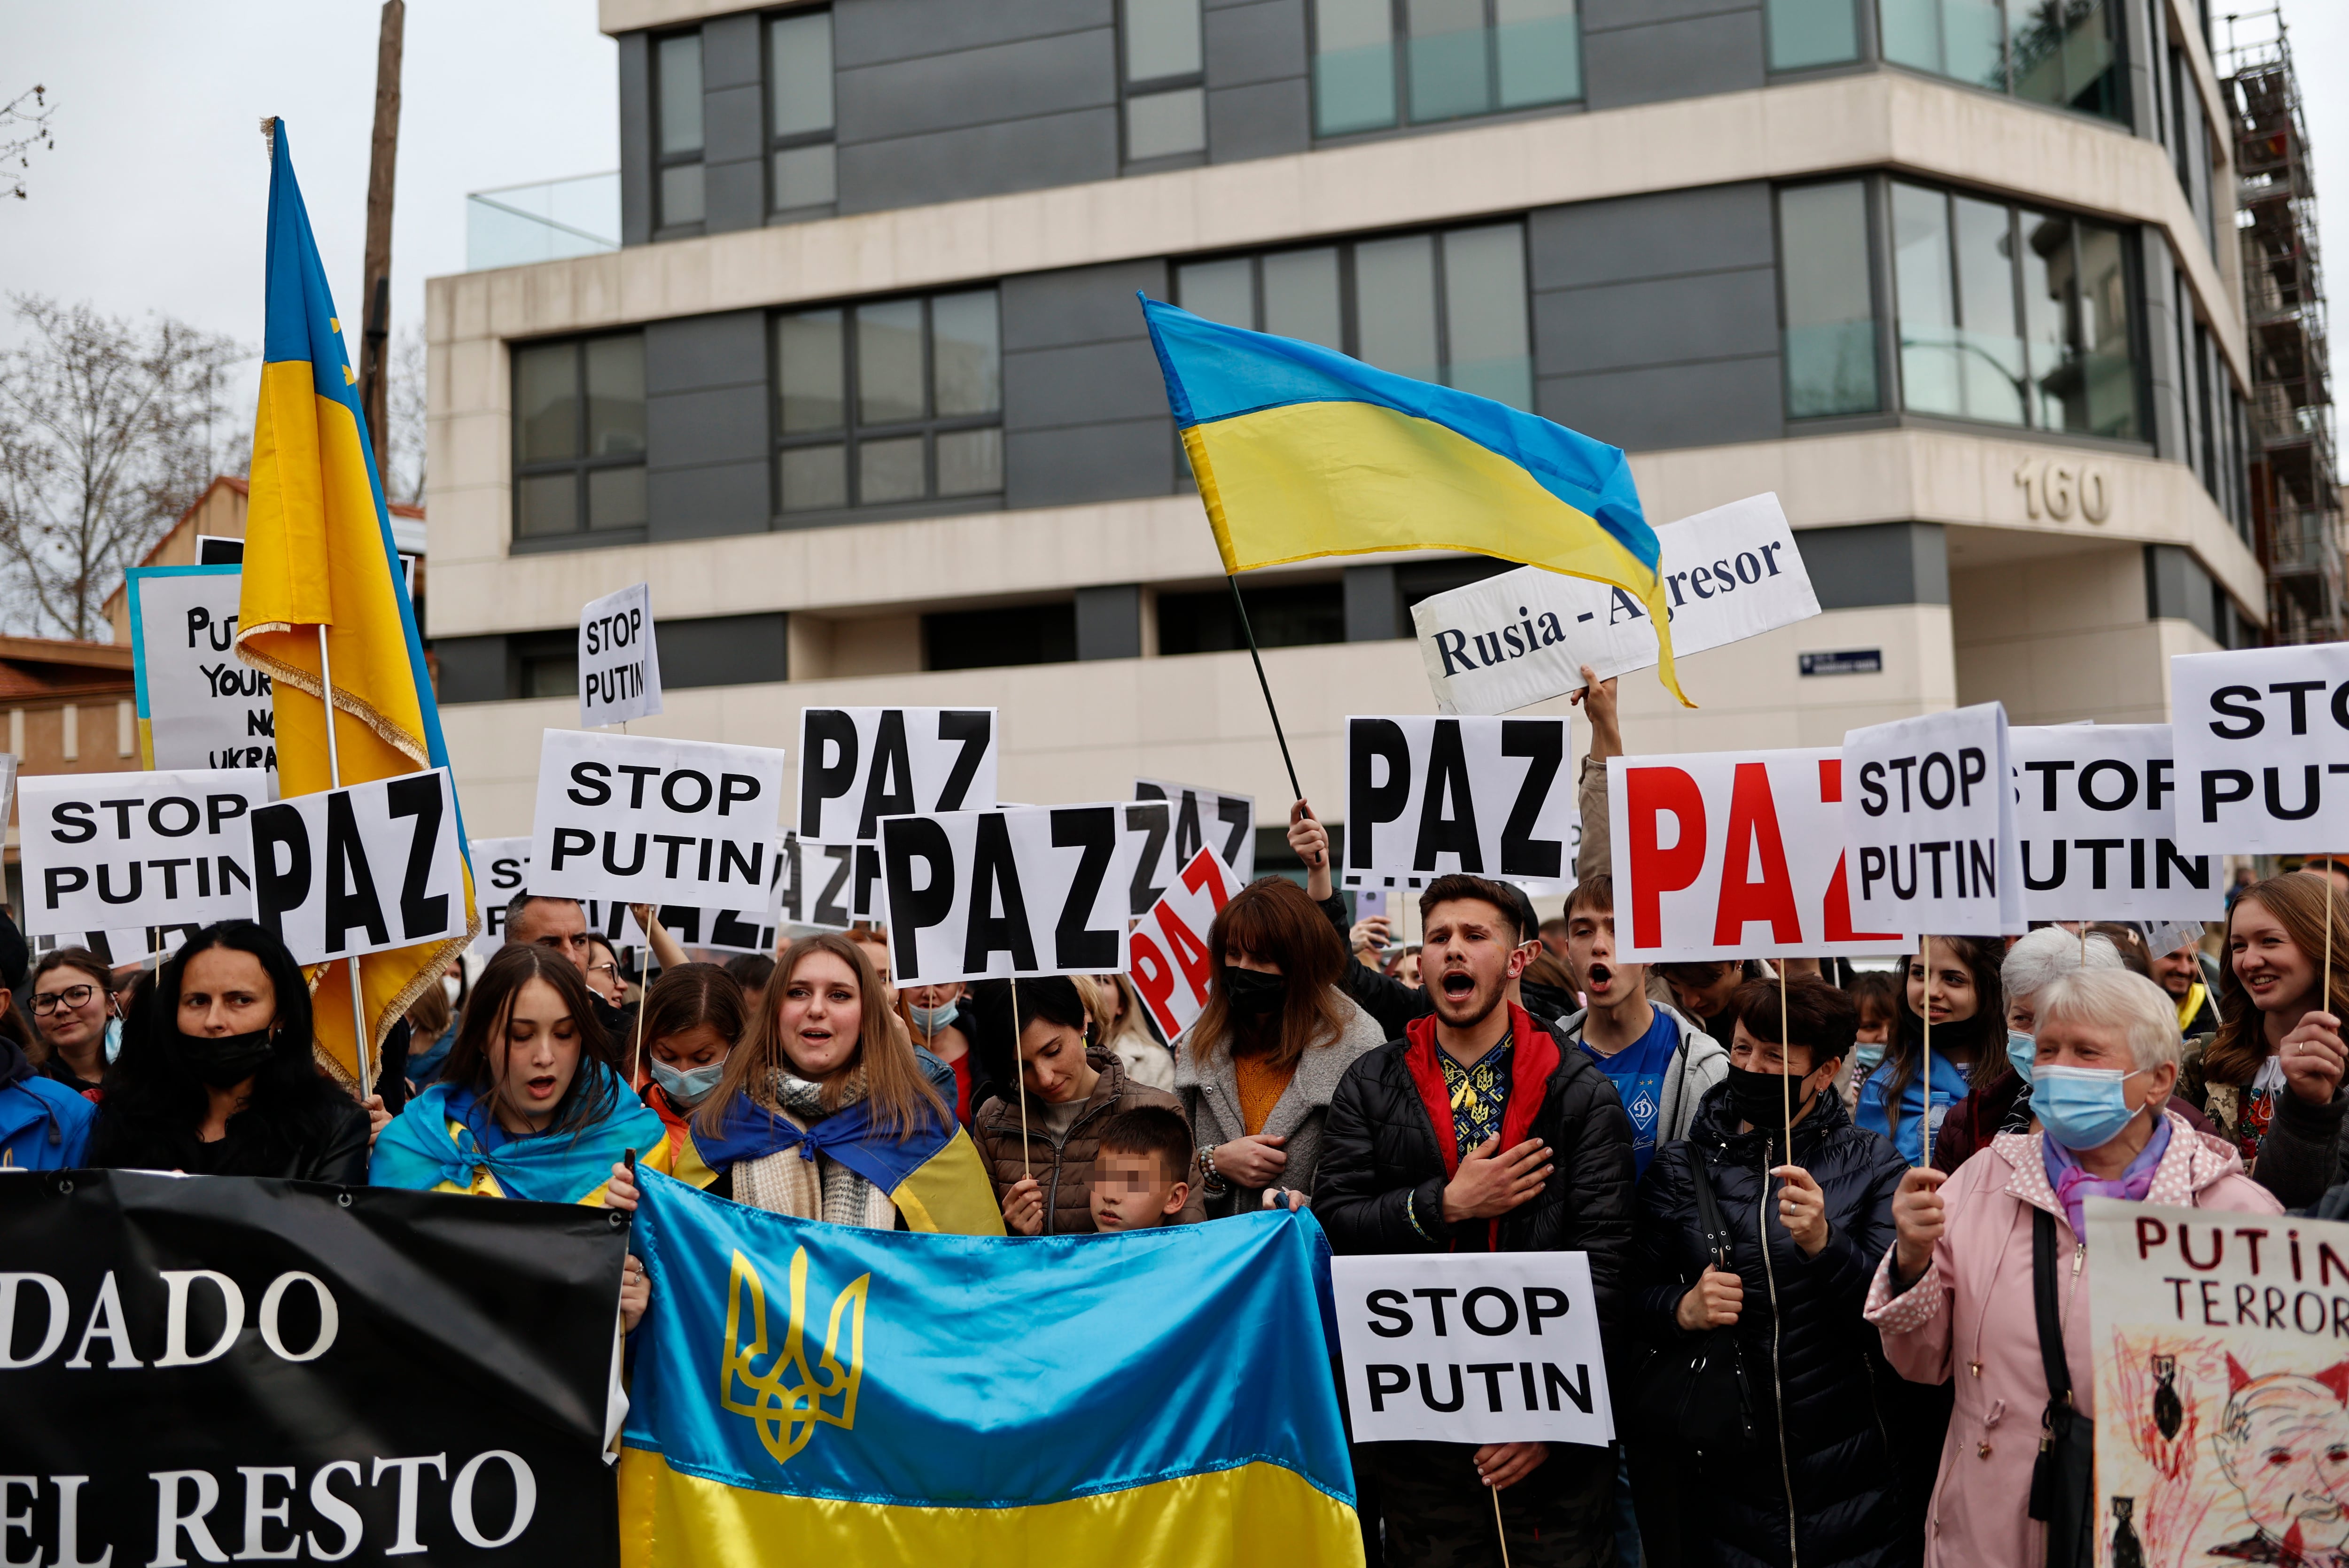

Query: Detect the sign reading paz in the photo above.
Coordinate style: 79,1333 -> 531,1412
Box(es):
577,581 -> 663,728
1128,845 -> 1244,1043
1841,703 -> 2022,936
249,770 -> 470,967
1608,748 -> 1908,961
2011,724 -> 2223,924
1133,777 -> 1254,902
878,804 -> 1141,986
16,770 -> 273,939
2169,644 -> 2349,854
800,706 -> 997,922
1329,1252 -> 1613,1447
1344,716 -> 1573,887
530,731 -> 786,910
126,566 -> 278,778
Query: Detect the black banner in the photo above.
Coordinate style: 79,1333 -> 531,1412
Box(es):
0,1170 -> 624,1568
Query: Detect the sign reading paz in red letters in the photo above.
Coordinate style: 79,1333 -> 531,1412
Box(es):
1128,845 -> 1245,1044
1608,747 -> 1910,962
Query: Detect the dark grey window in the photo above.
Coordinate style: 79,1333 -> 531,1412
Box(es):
1158,582 -> 1346,654
768,8 -> 836,217
924,603 -> 1076,670
1176,221 -> 1532,408
1777,180 -> 1881,418
1768,0 -> 1859,69
1879,0 -> 2125,123
773,288 -> 1003,516
1310,0 -> 1579,139
654,31 -> 705,231
1123,0 -> 1206,163
1890,181 -> 2141,441
512,333 -> 648,540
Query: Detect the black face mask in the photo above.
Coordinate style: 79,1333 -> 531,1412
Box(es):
1223,967 -> 1287,1017
175,1026 -> 278,1088
591,995 -> 630,1040
1724,1063 -> 1816,1131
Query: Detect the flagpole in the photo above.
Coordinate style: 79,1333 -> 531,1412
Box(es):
1226,576 -> 1303,803
318,624 -> 374,1099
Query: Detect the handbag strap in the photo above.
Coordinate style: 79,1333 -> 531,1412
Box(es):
2032,1208 -> 2072,1407
1688,1149 -> 1735,1270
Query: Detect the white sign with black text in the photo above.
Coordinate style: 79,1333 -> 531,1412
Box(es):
577,582 -> 663,728
1330,1252 -> 1614,1446
877,804 -> 1141,986
1133,777 -> 1254,903
529,730 -> 788,911
2169,645 -> 2349,854
2010,724 -> 2224,923
248,769 -> 469,965
1344,716 -> 1574,886
16,769 -> 273,939
1411,493 -> 1821,715
1842,704 -> 2022,936
126,566 -> 278,779
470,834 -> 797,960
798,706 -> 997,922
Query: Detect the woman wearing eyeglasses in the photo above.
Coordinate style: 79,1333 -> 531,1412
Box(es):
2,918 -> 96,1168
29,949 -> 117,1095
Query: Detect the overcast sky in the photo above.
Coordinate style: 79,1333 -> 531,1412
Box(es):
4,1 -> 2344,425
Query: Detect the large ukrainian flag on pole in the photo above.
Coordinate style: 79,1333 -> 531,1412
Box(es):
621,1171 -> 1363,1565
1141,296 -> 1692,706
236,121 -> 478,1089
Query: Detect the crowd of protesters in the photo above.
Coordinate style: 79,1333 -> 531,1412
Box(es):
5,667 -> 2346,1568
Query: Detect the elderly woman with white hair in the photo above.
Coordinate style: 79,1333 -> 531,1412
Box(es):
1866,968 -> 2281,1568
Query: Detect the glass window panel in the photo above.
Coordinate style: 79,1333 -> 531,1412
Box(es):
1262,248 -> 1343,350
1891,183 -> 1961,417
1778,182 -> 1880,417
936,428 -> 1003,497
584,335 -> 646,456
780,445 -> 847,512
657,34 -> 704,154
1768,0 -> 1859,69
2076,221 -> 2138,441
769,10 -> 834,137
1877,0 -> 1942,70
777,309 -> 846,433
1496,0 -> 1580,108
2009,0 -> 2121,119
1125,0 -> 1203,81
526,656 -> 580,699
1442,225 -> 1532,410
858,436 -> 926,504
1943,0 -> 2004,88
1355,235 -> 1439,384
660,164 -> 704,227
587,465 -> 647,530
1177,258 -> 1255,328
1952,195 -> 2025,425
1408,0 -> 1493,122
517,473 -> 577,536
2017,209 -> 2071,429
772,145 -> 836,210
856,300 -> 926,425
1314,0 -> 1397,135
1127,86 -> 1206,159
930,291 -> 1000,418
514,343 -> 580,463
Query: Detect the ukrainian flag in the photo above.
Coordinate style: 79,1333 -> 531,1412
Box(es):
1141,295 -> 1690,705
678,1089 -> 1007,1237
621,1171 -> 1361,1566
235,120 -> 478,1087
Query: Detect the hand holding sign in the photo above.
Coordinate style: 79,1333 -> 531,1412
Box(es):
2277,1010 -> 2346,1107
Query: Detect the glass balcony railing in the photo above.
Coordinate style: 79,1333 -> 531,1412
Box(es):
465,172 -> 620,272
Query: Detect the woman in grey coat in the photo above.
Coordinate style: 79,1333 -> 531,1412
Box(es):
1174,876 -> 1388,1215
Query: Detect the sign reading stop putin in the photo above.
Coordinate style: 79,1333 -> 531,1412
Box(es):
1608,747 -> 1909,962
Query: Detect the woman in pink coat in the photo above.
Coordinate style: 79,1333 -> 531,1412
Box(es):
1865,967 -> 2284,1568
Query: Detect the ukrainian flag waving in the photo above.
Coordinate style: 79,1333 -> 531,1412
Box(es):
236,121 -> 478,1087
1141,296 -> 1690,705
622,1171 -> 1362,1565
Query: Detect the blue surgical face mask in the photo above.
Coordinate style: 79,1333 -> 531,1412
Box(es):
1852,1043 -> 1886,1076
2006,1030 -> 2037,1083
909,1000 -> 959,1035
2032,1064 -> 2149,1151
104,1016 -> 123,1064
651,1057 -> 726,1108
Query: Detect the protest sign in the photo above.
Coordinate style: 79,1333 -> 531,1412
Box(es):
16,769 -> 272,939
877,804 -> 1140,985
1608,748 -> 1909,961
1841,703 -> 2022,936
2011,724 -> 2225,923
0,750 -> 15,832
1134,776 -> 1254,897
1412,493 -> 1821,715
31,926 -> 193,966
1329,1252 -> 1613,1446
798,706 -> 997,841
1344,716 -> 1573,885
474,833 -> 799,958
126,566 -> 277,779
0,1168 -> 621,1568
577,581 -> 663,728
2085,1196 -> 2349,1568
799,838 -> 881,926
1128,844 -> 1245,1043
2169,644 -> 2349,854
529,730 -> 786,910
249,769 -> 469,966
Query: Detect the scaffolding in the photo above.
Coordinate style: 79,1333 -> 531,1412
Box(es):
2225,10 -> 2342,644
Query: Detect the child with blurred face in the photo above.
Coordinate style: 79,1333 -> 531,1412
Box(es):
1088,1107 -> 1194,1232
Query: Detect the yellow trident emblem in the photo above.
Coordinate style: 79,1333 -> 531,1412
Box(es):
719,1246 -> 870,1465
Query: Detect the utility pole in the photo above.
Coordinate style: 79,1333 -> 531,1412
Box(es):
358,0 -> 405,480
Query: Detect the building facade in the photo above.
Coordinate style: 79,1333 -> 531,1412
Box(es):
427,0 -> 2261,854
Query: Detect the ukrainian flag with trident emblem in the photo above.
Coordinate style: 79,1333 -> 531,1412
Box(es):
235,119 -> 479,1089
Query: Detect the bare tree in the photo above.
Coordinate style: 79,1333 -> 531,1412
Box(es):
0,295 -> 247,640
384,325 -> 428,508
2,86 -> 55,201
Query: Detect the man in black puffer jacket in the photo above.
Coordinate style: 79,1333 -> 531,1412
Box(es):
1628,977 -> 1916,1568
1320,873 -> 1637,1568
